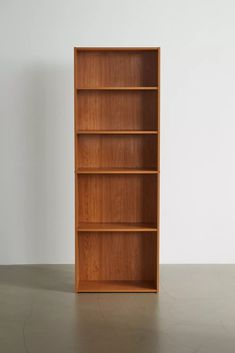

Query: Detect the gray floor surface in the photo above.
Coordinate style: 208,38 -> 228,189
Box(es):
0,265 -> 235,353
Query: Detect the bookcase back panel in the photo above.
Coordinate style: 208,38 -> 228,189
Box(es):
77,91 -> 157,131
76,135 -> 157,169
79,232 -> 156,281
76,50 -> 158,87
77,175 -> 157,224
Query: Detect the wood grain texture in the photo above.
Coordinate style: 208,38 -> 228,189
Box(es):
78,280 -> 157,292
76,168 -> 159,174
77,175 -> 157,224
156,48 -> 161,292
76,223 -> 157,232
74,47 -> 160,292
77,130 -> 158,134
74,48 -> 79,291
76,50 -> 158,87
77,87 -> 158,90
76,47 -> 159,51
76,90 -> 157,131
78,232 -> 156,281
76,135 -> 157,169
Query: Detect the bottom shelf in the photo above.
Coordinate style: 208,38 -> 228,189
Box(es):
77,280 -> 157,293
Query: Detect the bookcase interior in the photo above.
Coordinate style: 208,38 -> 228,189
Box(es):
76,90 -> 158,131
75,50 -> 158,87
76,135 -> 158,169
77,175 -> 157,224
78,232 -> 156,291
74,48 -> 160,292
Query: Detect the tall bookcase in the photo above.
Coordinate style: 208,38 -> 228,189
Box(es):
74,47 -> 160,292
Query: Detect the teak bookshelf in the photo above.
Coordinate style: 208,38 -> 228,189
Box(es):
74,47 -> 160,293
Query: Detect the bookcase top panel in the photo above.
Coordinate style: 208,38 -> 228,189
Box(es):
75,47 -> 160,51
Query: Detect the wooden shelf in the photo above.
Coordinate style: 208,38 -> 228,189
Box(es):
77,222 -> 158,232
76,130 -> 158,135
77,87 -> 158,91
76,47 -> 159,51
78,280 -> 157,292
76,168 -> 159,175
74,47 -> 160,293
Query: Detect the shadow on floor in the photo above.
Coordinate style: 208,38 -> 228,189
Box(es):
0,264 -> 74,293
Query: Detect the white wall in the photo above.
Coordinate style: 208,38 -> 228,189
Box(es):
0,0 -> 235,264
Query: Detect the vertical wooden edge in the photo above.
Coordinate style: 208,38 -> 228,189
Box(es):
74,48 -> 79,292
156,48 -> 160,292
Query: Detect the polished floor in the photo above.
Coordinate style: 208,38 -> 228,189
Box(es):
0,265 -> 235,353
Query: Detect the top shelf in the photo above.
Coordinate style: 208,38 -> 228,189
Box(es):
76,87 -> 158,91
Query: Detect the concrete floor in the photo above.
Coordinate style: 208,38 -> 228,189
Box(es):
0,265 -> 235,353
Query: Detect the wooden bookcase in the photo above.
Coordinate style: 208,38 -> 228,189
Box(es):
74,47 -> 160,292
